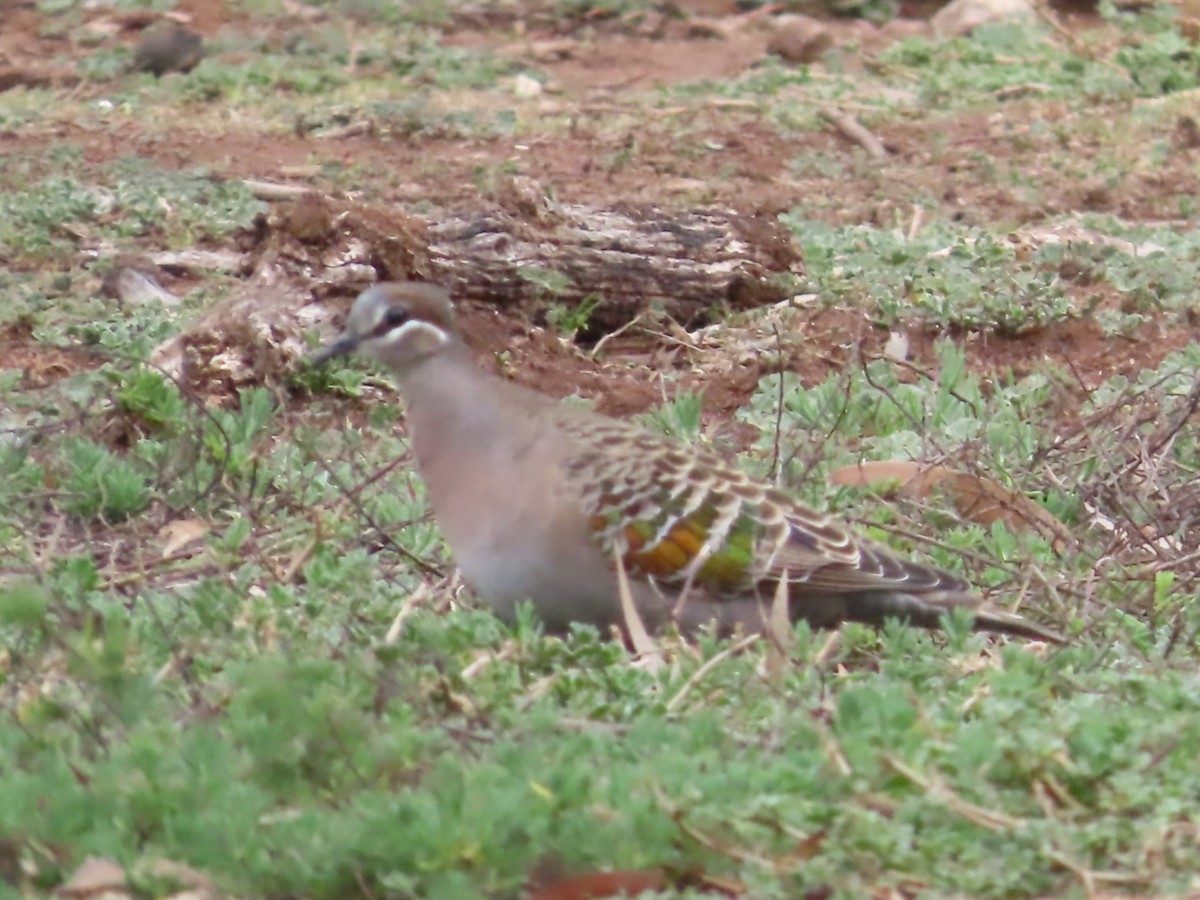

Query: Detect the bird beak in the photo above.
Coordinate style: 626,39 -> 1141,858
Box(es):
308,332 -> 360,367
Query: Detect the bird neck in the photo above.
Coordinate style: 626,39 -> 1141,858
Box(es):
397,342 -> 512,471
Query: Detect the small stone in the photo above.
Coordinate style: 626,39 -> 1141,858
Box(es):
930,0 -> 1035,37
884,330 -> 910,362
513,73 -> 543,98
101,266 -> 180,307
132,23 -> 204,76
1079,181 -> 1113,211
527,39 -> 575,62
676,0 -> 739,13
1175,115 -> 1200,149
766,15 -> 833,66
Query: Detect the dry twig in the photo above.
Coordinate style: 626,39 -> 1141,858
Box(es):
818,107 -> 888,161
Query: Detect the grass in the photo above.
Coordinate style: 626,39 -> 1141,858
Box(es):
3,316 -> 1198,896
3,2 -> 1200,897
0,157 -> 264,265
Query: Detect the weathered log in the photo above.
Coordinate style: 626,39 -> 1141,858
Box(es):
270,180 -> 803,330
421,178 -> 804,330
150,183 -> 803,396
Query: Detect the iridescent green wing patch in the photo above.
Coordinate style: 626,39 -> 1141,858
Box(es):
588,498 -> 761,591
558,410 -> 978,601
561,417 -> 792,595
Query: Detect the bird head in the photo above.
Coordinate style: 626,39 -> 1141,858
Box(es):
310,282 -> 458,373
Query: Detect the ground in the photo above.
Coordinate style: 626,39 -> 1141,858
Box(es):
2,0 -> 1200,898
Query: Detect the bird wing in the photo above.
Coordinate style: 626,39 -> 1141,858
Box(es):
559,415 -> 956,598
771,510 -> 973,594
556,413 -> 1062,641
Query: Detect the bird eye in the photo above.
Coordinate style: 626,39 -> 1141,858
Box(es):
371,305 -> 410,337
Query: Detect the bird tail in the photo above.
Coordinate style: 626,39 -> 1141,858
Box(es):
809,590 -> 1065,644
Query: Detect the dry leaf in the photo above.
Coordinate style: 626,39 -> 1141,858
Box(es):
883,330 -> 909,361
529,868 -> 668,900
385,582 -> 431,644
778,828 -> 828,867
158,519 -> 211,557
764,569 -> 792,687
829,460 -> 925,490
614,547 -> 663,672
528,866 -> 742,899
134,859 -> 219,899
933,471 -> 1074,552
57,856 -> 127,898
829,462 -> 1073,552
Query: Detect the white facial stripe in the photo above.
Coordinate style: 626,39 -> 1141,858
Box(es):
377,319 -> 448,350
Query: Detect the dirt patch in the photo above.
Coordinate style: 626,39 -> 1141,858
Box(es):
460,296 -> 1200,431
459,306 -> 664,416
497,32 -> 769,92
171,0 -> 243,37
10,98 -> 1187,255
2,1 -> 1196,434
0,323 -> 102,389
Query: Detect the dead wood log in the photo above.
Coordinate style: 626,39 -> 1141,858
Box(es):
421,179 -> 804,330
151,183 -> 803,397
266,180 -> 803,330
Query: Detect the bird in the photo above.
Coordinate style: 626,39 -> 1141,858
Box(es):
311,282 -> 1062,644
131,23 -> 204,77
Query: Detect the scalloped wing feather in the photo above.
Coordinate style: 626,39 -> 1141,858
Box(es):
559,414 -> 942,598
553,412 -> 1062,642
